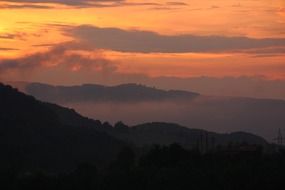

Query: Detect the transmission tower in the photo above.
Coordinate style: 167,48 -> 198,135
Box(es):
274,128 -> 284,145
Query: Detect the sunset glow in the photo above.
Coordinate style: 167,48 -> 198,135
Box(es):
0,0 -> 285,84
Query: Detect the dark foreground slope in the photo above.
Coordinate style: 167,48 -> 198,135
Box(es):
0,83 -> 125,172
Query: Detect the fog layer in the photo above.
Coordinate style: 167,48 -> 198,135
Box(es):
63,96 -> 285,141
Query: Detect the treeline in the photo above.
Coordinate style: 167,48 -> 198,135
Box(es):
1,144 -> 285,190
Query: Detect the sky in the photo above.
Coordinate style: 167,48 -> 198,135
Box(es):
0,0 -> 285,85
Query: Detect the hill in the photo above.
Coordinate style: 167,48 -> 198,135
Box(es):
0,83 -> 125,172
101,122 -> 268,150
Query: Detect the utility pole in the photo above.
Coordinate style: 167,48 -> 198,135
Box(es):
211,137 -> 216,150
200,133 -> 204,153
205,132 -> 209,152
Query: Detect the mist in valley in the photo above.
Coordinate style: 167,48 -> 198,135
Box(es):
63,96 -> 285,141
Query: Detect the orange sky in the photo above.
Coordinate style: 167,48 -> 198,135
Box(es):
0,0 -> 285,84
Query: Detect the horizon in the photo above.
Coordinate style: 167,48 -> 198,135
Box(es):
6,77 -> 285,101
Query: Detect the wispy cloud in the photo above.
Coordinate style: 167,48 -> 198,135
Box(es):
0,0 -> 188,9
0,32 -> 27,40
0,47 -> 19,51
0,33 -> 19,39
166,2 -> 188,6
0,0 -> 123,7
0,3 -> 51,9
0,44 -> 117,74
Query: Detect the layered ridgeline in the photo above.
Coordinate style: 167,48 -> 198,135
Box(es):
100,122 -> 268,151
11,82 -> 285,141
45,101 -> 268,149
0,83 -> 269,171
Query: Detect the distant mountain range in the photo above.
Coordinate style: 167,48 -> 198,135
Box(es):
10,82 -> 199,103
0,82 -> 270,171
9,82 -> 285,141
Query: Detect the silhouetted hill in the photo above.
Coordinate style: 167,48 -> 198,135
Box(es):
11,82 -> 199,103
0,83 -> 126,172
103,122 -> 268,149
43,104 -> 268,149
44,104 -> 268,149
38,103 -> 269,148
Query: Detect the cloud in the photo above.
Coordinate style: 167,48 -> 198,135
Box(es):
0,32 -> 27,40
0,47 -> 19,51
0,33 -> 18,39
166,2 -> 188,6
239,47 -> 285,57
0,0 -> 186,9
0,3 -> 51,9
210,5 -> 220,9
32,43 -> 61,47
0,0 -> 125,9
0,44 -> 117,74
66,25 -> 285,53
0,0 -> 123,6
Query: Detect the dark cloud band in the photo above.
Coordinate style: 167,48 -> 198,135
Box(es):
0,0 -> 188,9
0,0 -> 124,6
0,47 -> 19,51
68,25 -> 285,53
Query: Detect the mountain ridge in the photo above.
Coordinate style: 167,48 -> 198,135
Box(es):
107,122 -> 268,149
9,82 -> 200,104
